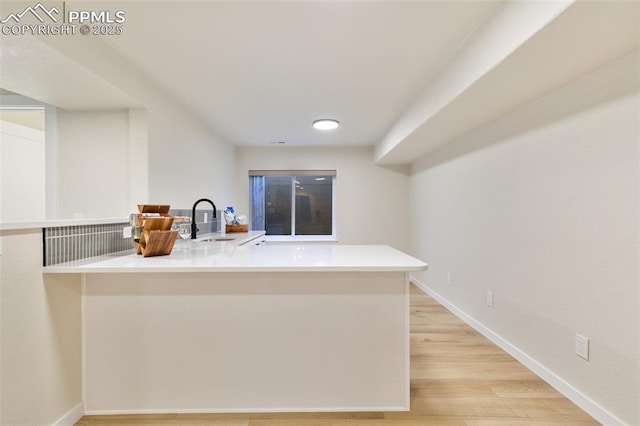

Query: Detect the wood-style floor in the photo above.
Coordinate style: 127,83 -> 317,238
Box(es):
75,284 -> 598,426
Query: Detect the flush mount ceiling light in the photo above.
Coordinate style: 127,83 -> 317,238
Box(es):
312,119 -> 339,130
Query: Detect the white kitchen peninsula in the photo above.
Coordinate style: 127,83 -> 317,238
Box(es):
45,235 -> 427,415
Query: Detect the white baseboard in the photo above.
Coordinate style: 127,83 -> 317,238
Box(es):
84,405 -> 406,416
410,276 -> 623,426
52,401 -> 84,426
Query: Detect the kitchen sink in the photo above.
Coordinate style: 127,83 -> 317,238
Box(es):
198,237 -> 236,242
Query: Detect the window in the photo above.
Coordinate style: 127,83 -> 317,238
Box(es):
249,170 -> 336,241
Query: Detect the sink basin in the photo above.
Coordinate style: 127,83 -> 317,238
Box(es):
198,237 -> 236,242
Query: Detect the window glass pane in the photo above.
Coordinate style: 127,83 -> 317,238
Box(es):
265,176 -> 292,235
249,176 -> 265,231
294,175 -> 332,236
250,170 -> 336,239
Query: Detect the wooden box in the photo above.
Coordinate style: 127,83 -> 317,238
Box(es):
226,224 -> 248,233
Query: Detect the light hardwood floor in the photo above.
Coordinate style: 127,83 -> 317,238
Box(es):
75,284 -> 598,426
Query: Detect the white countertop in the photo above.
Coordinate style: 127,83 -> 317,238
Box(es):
43,232 -> 427,273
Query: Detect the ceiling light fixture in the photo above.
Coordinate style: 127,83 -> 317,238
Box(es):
312,119 -> 339,130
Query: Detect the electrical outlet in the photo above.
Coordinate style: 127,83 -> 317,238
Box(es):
486,291 -> 494,307
447,272 -> 453,285
575,334 -> 589,360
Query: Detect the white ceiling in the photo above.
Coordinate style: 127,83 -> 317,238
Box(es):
2,1 -> 637,162
102,1 -> 498,147
0,33 -> 141,110
376,0 -> 640,164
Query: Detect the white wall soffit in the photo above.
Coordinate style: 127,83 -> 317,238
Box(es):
0,34 -> 140,110
374,0 -> 640,166
410,51 -> 640,175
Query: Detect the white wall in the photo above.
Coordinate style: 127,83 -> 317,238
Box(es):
146,104 -> 235,210
32,35 -> 236,213
0,120 -> 45,222
57,110 -> 130,218
0,229 -> 83,426
55,105 -> 234,218
409,55 -> 639,424
235,146 -> 409,251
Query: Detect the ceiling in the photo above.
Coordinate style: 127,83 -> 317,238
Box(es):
0,30 -> 142,110
1,1 -> 637,162
101,1 -> 498,147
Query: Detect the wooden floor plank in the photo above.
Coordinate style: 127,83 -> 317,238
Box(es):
75,284 -> 597,425
248,421 -> 465,426
248,412 -> 385,420
386,396 -> 596,420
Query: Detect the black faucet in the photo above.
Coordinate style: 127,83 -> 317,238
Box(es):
191,198 -> 217,239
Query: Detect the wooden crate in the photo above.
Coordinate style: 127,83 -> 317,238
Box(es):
226,224 -> 248,233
